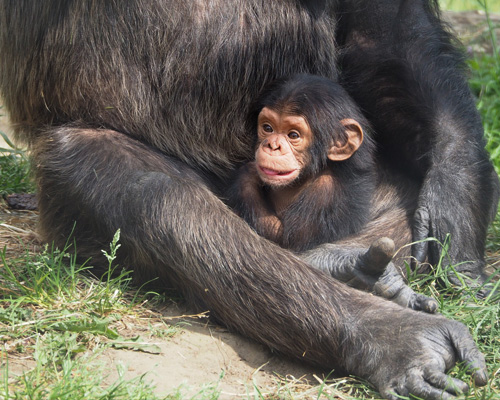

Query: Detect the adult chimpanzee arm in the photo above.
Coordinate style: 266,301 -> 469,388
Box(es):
337,0 -> 500,284
35,127 -> 486,398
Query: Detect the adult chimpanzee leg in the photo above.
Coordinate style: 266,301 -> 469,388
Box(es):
337,0 -> 500,287
34,126 -> 487,398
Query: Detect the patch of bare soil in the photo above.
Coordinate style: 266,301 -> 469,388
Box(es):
1,10 -> 499,398
0,201 -> 39,258
102,305 -> 322,398
444,10 -> 500,54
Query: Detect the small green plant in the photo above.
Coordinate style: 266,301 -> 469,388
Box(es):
0,153 -> 34,196
0,123 -> 35,196
3,348 -> 165,400
0,105 -> 35,195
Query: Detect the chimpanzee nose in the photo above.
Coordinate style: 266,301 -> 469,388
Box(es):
263,135 -> 288,153
268,139 -> 280,150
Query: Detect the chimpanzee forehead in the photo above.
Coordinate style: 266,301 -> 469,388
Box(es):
259,107 -> 310,131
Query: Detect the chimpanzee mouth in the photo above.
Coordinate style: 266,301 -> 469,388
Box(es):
260,167 -> 295,177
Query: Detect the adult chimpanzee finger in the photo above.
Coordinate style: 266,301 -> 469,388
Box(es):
381,368 -> 465,400
379,387 -> 403,400
407,377 -> 457,400
412,293 -> 438,313
449,322 -> 489,386
423,367 -> 469,395
411,206 -> 430,264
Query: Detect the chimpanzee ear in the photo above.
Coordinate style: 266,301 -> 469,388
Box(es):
327,118 -> 364,161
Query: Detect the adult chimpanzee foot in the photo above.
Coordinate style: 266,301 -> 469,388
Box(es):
475,283 -> 499,300
412,174 -> 499,299
447,269 -> 499,300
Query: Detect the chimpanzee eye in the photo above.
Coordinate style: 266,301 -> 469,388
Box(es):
288,131 -> 300,140
263,124 -> 273,133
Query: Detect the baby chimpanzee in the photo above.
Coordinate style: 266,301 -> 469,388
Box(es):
230,74 -> 377,252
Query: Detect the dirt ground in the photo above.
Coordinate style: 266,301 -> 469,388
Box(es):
1,10 -> 499,399
101,307 -> 322,398
445,9 -> 500,53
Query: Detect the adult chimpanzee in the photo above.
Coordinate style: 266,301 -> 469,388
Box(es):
0,1 -> 497,399
230,74 -> 438,313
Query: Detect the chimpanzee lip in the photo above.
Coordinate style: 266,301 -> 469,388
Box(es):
259,167 -> 295,176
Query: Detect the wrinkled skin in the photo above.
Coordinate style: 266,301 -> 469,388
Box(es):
0,1 -> 495,398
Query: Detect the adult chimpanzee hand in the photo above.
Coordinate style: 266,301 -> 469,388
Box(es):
353,313 -> 489,400
303,237 -> 438,313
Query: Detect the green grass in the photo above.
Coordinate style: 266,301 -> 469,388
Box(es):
3,347 -> 162,400
0,133 -> 34,196
464,1 -> 500,251
470,54 -> 500,172
448,4 -> 500,396
0,232 -> 175,399
0,108 -> 35,196
0,233 -> 202,399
